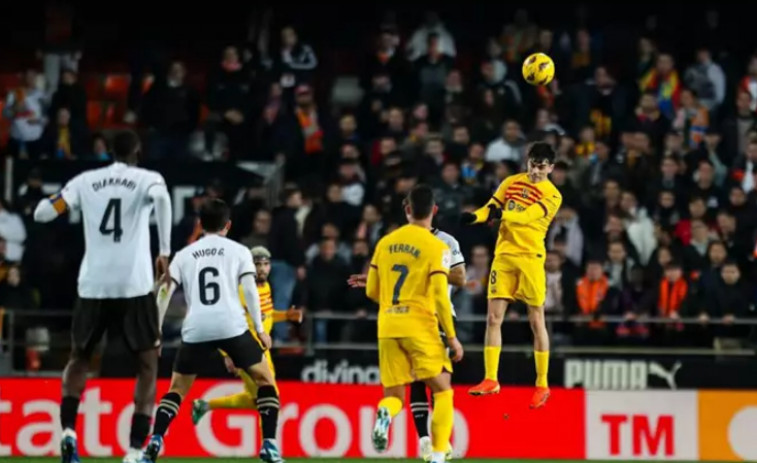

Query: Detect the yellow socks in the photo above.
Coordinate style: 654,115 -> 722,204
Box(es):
430,390 -> 454,453
484,346 -> 501,381
377,396 -> 403,417
208,392 -> 255,410
535,350 -> 549,388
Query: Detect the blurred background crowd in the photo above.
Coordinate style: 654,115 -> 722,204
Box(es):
1,2 -> 756,357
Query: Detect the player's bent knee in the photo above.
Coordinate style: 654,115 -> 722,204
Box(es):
487,309 -> 505,326
248,362 -> 275,386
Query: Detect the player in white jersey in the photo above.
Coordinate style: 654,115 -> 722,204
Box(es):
32,131 -> 172,463
142,199 -> 283,463
348,212 -> 466,462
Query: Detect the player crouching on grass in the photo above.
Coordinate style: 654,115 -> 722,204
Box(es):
461,142 -> 562,409
191,245 -> 302,421
365,185 -> 463,463
144,199 -> 283,463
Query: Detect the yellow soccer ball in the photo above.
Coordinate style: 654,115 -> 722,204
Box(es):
522,53 -> 555,86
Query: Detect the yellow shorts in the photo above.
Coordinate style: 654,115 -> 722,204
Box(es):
378,335 -> 452,388
487,253 -> 546,307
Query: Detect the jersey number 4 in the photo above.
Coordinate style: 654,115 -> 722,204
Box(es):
99,198 -> 123,242
199,267 -> 220,305
391,264 -> 408,305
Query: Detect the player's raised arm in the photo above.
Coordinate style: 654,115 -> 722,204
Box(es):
33,176 -> 82,222
460,175 -> 514,225
501,192 -> 562,225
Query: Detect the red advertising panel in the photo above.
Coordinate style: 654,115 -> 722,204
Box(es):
0,379 -> 585,459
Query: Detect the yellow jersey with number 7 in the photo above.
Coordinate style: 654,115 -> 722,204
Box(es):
369,224 -> 451,339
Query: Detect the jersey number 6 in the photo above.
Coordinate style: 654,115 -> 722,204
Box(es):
391,264 -> 409,305
199,267 -> 221,305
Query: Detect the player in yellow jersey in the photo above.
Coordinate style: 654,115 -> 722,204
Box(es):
366,184 -> 463,463
190,246 -> 302,422
461,142 -> 561,408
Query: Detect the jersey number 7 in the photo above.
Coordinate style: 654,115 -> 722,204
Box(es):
99,198 -> 123,242
391,264 -> 408,305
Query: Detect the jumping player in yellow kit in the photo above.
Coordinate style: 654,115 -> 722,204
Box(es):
366,184 -> 463,463
191,246 -> 302,421
461,142 -> 561,409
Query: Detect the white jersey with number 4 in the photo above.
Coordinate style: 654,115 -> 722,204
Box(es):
169,234 -> 255,343
432,228 -> 465,317
61,162 -> 166,299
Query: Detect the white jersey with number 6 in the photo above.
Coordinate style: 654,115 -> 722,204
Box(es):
169,234 -> 255,343
61,162 -> 167,299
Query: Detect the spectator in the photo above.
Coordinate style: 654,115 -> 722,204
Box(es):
733,139 -> 757,193
268,186 -> 306,340
648,244 -> 674,283
206,46 -> 253,159
620,190 -> 657,265
141,60 -> 200,160
362,27 -> 410,103
305,222 -> 351,265
484,37 -> 508,84
738,55 -> 757,113
413,33 -> 455,123
354,204 -> 384,248
579,66 -> 626,143
544,250 -> 566,316
433,162 -> 469,226
406,11 -> 457,61
91,133 -> 110,161
0,266 -> 36,310
715,210 -> 749,269
683,219 -> 715,274
0,238 -> 10,284
341,239 -> 375,342
635,91 -> 671,150
696,240 -> 728,302
500,9 -> 537,65
636,36 -> 658,83
478,60 -> 522,119
241,209 -> 272,250
40,107 -> 89,160
604,240 -> 635,290
0,200 -> 27,263
569,28 -> 597,84
17,169 -> 46,221
722,91 -> 756,166
673,88 -> 709,149
579,140 -> 623,202
655,262 -> 689,342
693,129 -> 728,186
647,155 -> 686,211
3,69 -> 46,159
285,83 -> 332,181
302,238 -> 350,343
651,189 -> 681,228
464,244 -> 491,314
547,205 -> 584,268
675,196 -> 713,246
684,47 -> 726,112
574,259 -> 616,344
49,68 -> 86,124
690,159 -> 725,218
574,125 -> 596,159
617,265 -> 653,340
336,158 -> 366,212
705,260 -> 753,348
277,26 -> 318,89
485,120 -> 524,163
640,53 -> 681,120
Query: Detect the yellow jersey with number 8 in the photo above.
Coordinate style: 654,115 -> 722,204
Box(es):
369,224 -> 451,339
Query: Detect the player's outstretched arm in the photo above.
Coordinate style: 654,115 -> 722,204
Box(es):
365,265 -> 380,302
33,194 -> 69,222
272,306 -> 303,323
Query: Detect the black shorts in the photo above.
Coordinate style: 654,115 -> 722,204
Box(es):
173,331 -> 264,375
72,294 -> 159,357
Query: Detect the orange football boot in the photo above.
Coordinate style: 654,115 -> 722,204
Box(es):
468,379 -> 501,396
530,387 -> 550,409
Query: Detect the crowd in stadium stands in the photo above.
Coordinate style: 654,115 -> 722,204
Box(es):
1,6 -> 757,356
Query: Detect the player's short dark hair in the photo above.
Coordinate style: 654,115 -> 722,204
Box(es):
112,130 -> 141,160
527,142 -> 556,164
200,198 -> 231,232
406,184 -> 435,220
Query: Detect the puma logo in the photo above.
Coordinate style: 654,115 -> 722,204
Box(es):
648,361 -> 682,389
